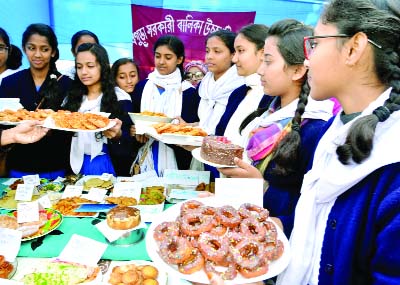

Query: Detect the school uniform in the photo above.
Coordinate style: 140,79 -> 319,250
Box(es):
132,69 -> 200,174
277,88 -> 400,285
0,69 -> 73,179
108,86 -> 138,176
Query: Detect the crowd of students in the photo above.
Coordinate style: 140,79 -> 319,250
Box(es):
0,0 -> 399,284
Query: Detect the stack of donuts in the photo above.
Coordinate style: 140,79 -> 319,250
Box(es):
153,200 -> 284,280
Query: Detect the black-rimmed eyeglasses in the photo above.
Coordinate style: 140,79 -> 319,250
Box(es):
303,34 -> 382,60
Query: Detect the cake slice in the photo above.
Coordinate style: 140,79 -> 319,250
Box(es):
200,136 -> 243,166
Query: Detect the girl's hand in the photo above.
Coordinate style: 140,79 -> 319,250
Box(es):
130,125 -> 136,137
135,134 -> 149,143
103,118 -> 122,139
218,157 -> 263,179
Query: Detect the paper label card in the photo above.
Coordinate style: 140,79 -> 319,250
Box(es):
37,194 -> 52,209
15,184 -> 35,201
62,185 -> 83,199
100,173 -> 113,181
169,189 -> 200,200
58,234 -> 108,267
17,201 -> 39,223
0,228 -> 22,262
112,182 -> 142,200
22,174 -> 40,186
80,188 -> 107,202
215,178 -> 264,208
131,170 -> 158,181
164,169 -> 210,185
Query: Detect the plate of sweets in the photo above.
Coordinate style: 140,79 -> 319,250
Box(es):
0,108 -> 55,125
0,208 -> 63,241
192,136 -> 244,168
129,111 -> 173,124
43,110 -> 116,133
146,197 -> 291,285
103,260 -> 167,285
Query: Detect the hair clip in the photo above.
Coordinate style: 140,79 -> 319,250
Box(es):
50,74 -> 57,80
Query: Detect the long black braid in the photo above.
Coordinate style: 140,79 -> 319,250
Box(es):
322,0 -> 400,164
240,19 -> 313,175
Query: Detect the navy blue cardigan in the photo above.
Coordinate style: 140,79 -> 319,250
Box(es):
131,79 -> 201,169
0,69 -> 73,173
280,118 -> 400,284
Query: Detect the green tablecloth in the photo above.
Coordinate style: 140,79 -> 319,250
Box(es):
18,216 -> 152,261
0,175 -> 175,261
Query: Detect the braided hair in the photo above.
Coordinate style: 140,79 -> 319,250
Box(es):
240,19 -> 313,175
322,0 -> 400,164
63,43 -> 123,119
22,23 -> 63,110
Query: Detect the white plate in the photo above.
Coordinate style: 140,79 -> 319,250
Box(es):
42,116 -> 116,133
0,120 -> 22,126
129,112 -> 173,124
75,175 -> 116,190
146,197 -> 291,285
191,147 -> 237,168
146,128 -> 204,147
102,260 -> 167,285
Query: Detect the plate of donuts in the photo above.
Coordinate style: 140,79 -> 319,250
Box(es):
146,197 -> 291,284
103,260 -> 167,285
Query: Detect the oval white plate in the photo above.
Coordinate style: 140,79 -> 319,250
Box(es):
146,197 -> 291,285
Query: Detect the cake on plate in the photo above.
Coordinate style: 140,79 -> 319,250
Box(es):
200,136 -> 244,166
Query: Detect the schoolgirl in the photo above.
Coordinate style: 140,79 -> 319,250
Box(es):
0,23 -> 73,179
0,28 -> 22,85
62,43 -> 123,175
276,0 -> 400,284
130,35 -> 200,174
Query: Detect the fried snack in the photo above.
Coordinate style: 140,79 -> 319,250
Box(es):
0,255 -> 14,279
83,178 -> 113,190
140,111 -> 167,117
105,196 -> 138,206
0,108 -> 55,123
139,187 -> 165,205
108,263 -> 158,285
152,122 -> 207,136
52,197 -> 98,216
51,110 -> 110,130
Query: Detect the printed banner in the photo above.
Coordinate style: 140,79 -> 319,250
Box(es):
131,4 -> 256,79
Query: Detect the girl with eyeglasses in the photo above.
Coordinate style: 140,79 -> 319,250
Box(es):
62,43 -> 124,175
0,23 -> 73,179
0,28 -> 22,85
184,60 -> 207,88
274,0 -> 400,284
220,19 -> 333,225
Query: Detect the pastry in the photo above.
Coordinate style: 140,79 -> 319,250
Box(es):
200,136 -> 244,166
107,206 -> 141,230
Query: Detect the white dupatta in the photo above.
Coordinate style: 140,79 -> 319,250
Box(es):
137,68 -> 191,174
198,65 -> 244,134
277,88 -> 400,285
70,95 -> 106,174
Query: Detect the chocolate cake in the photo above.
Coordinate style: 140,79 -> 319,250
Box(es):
200,136 -> 244,166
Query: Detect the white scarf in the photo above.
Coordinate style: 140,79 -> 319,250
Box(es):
198,65 -> 245,134
277,88 -> 400,285
114,86 -> 132,102
224,73 -> 265,147
138,68 -> 191,175
70,94 -> 107,174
